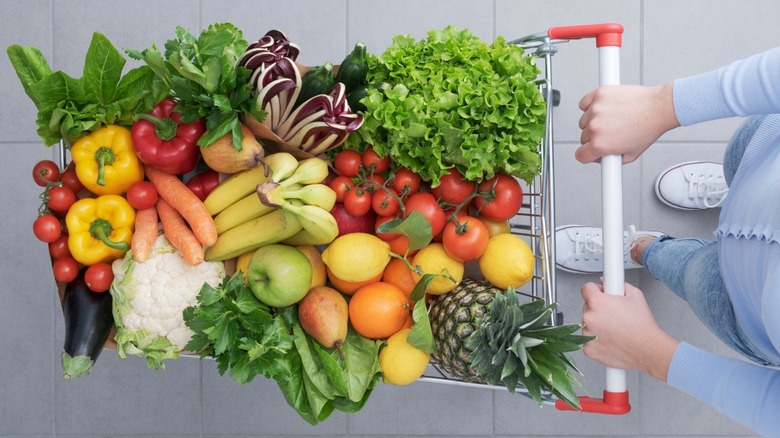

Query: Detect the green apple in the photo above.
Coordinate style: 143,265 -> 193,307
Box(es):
247,244 -> 313,307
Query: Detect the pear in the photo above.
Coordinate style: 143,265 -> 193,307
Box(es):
298,286 -> 349,358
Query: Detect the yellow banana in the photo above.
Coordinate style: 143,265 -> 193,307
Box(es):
280,200 -> 339,246
203,152 -> 299,215
204,208 -> 303,261
260,182 -> 336,211
213,183 -> 302,234
278,156 -> 330,188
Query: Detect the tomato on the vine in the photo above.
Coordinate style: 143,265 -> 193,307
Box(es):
334,149 -> 362,177
362,173 -> 386,192
432,168 -> 475,207
48,235 -> 71,259
32,160 -> 60,187
442,215 -> 490,262
52,256 -> 79,283
47,185 -> 77,214
374,215 -> 400,241
473,174 -> 523,221
33,214 -> 62,243
372,188 -> 400,216
362,147 -> 391,174
390,168 -> 421,197
126,181 -> 158,210
344,188 -> 372,217
404,191 -> 447,236
328,176 -> 355,203
84,262 -> 114,292
60,165 -> 84,193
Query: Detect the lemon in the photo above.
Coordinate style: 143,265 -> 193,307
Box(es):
411,243 -> 464,295
379,328 -> 431,385
321,233 -> 391,283
479,233 -> 535,289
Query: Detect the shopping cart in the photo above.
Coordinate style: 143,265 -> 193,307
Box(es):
419,23 -> 631,416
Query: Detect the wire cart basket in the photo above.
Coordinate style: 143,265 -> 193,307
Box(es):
419,23 -> 632,417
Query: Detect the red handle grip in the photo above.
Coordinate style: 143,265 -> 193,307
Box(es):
548,23 -> 624,47
555,390 -> 631,415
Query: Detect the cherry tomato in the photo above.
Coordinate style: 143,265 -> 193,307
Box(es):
32,160 -> 60,187
374,215 -> 401,241
372,188 -> 400,216
404,191 -> 447,236
47,185 -> 77,214
328,176 -> 355,203
48,235 -> 71,259
362,146 -> 391,174
52,256 -> 79,283
334,149 -> 363,177
390,168 -> 421,197
126,181 -> 158,210
84,262 -> 114,292
442,215 -> 490,262
431,168 -> 476,207
60,165 -> 85,193
361,173 -> 386,193
33,214 -> 62,243
186,170 -> 220,201
474,174 -> 523,221
344,188 -> 372,217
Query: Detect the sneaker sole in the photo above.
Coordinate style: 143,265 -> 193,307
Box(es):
654,161 -> 722,211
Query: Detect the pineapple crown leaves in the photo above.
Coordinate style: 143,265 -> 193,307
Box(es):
465,289 -> 595,409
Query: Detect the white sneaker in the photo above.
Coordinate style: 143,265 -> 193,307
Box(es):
655,161 -> 728,210
555,225 -> 665,274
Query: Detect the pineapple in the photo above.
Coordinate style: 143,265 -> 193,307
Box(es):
428,278 -> 592,408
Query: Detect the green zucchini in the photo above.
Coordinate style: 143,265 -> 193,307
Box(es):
334,42 -> 368,93
295,62 -> 335,108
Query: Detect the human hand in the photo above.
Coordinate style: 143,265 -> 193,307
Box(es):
576,83 -> 680,164
580,281 -> 680,382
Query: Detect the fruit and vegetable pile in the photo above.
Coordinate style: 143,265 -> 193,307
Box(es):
9,23 -> 593,423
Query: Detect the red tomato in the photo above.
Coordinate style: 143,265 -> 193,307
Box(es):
344,188 -> 372,217
33,214 -> 62,243
372,188 -> 400,216
390,168 -> 421,197
431,168 -> 476,207
328,176 -> 355,203
126,181 -> 159,210
334,149 -> 363,177
404,192 -> 446,236
32,160 -> 60,187
84,262 -> 114,292
60,165 -> 85,193
48,235 -> 71,259
474,174 -> 523,221
362,147 -> 391,174
362,173 -> 386,192
374,215 -> 401,241
52,256 -> 79,283
442,215 -> 490,262
47,185 -> 77,214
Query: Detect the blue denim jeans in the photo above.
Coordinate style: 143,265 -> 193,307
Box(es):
641,115 -> 775,365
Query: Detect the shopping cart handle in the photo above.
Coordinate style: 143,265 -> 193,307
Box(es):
548,23 -> 624,47
555,391 -> 631,415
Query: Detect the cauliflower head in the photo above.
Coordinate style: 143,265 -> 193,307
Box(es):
110,234 -> 224,369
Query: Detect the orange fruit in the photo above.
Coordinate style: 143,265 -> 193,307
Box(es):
382,257 -> 417,296
327,267 -> 382,296
348,282 -> 410,339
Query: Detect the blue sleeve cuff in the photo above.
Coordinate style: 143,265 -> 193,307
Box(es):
673,70 -> 733,126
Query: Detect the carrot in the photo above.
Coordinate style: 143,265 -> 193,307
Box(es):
145,166 -> 218,247
156,198 -> 204,266
131,207 -> 159,263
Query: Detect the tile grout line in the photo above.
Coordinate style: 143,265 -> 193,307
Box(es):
50,0 -> 57,436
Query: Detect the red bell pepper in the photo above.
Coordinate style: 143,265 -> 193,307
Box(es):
131,98 -> 206,175
186,170 -> 220,201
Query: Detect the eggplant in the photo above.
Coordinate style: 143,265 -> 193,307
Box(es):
61,268 -> 114,379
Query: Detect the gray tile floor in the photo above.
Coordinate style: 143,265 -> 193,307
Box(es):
1,0 -> 776,436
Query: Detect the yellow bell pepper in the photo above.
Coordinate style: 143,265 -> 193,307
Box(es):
71,125 -> 144,195
65,195 -> 136,266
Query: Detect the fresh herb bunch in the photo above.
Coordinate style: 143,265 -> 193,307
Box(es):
127,23 -> 266,150
183,273 -> 293,385
347,26 -> 546,186
7,33 -> 167,146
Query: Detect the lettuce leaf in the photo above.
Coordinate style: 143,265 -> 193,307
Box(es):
347,26 -> 546,186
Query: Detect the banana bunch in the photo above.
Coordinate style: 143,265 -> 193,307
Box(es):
203,153 -> 340,261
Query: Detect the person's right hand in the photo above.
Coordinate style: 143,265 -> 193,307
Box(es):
576,83 -> 680,164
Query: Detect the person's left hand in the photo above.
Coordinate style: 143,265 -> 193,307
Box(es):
580,281 -> 680,382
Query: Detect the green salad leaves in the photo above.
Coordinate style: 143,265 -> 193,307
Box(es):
348,26 -> 546,186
